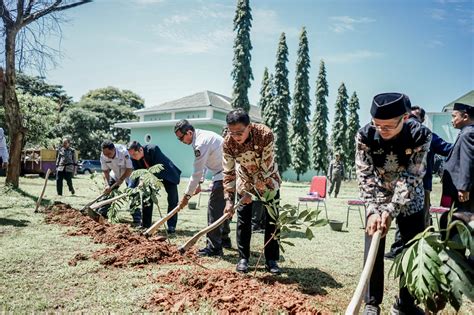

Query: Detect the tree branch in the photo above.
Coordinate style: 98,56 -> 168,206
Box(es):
17,0 -> 26,24
24,0 -> 36,16
23,0 -> 91,26
0,0 -> 14,27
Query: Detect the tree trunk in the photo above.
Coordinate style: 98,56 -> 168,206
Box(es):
4,29 -> 25,188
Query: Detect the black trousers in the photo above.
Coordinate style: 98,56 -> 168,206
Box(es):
328,175 -> 342,197
236,190 -> 280,261
205,180 -> 226,251
364,210 -> 425,306
141,179 -> 179,229
56,171 -> 74,195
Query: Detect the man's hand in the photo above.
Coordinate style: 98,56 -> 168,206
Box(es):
224,200 -> 235,217
179,196 -> 189,209
458,190 -> 470,203
366,211 -> 392,237
103,185 -> 113,195
193,184 -> 201,195
1,162 -> 7,169
241,193 -> 252,205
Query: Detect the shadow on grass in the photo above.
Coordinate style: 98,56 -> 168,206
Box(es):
12,187 -> 51,206
0,217 -> 30,227
266,266 -> 342,296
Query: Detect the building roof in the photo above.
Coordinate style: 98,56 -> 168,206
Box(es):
442,90 -> 474,112
135,90 -> 262,121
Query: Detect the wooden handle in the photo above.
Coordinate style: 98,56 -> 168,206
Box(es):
89,193 -> 128,210
79,192 -> 106,212
178,198 -> 243,254
35,169 -> 51,212
345,230 -> 382,315
143,205 -> 182,236
178,212 -> 232,254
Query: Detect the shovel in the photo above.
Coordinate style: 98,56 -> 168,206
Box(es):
178,197 -> 243,254
85,192 -> 128,223
345,230 -> 381,315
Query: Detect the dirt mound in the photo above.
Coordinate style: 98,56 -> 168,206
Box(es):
147,269 -> 322,314
45,202 -> 192,267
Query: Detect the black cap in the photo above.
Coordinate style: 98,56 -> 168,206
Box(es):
370,92 -> 410,119
453,102 -> 474,115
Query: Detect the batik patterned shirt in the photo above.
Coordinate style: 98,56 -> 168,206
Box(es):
355,119 -> 432,218
223,123 -> 282,201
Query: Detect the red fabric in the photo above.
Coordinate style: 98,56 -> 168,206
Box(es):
440,195 -> 452,208
347,199 -> 365,206
429,206 -> 450,214
143,159 -> 150,169
308,176 -> 327,198
299,196 -> 324,202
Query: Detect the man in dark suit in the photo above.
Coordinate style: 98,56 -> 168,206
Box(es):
128,141 -> 182,232
442,102 -> 474,212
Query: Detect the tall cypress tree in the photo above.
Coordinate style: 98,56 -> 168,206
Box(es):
311,60 -> 329,174
259,67 -> 270,121
266,32 -> 291,174
346,91 -> 360,178
231,0 -> 253,113
331,82 -> 349,166
290,27 -> 311,181
262,73 -> 274,126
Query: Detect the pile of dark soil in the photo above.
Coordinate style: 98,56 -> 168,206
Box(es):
45,202 -> 192,267
146,269 -> 322,314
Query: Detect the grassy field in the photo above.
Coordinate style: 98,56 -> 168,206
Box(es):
0,174 -> 472,313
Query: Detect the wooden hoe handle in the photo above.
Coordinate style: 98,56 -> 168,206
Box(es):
345,230 -> 382,315
35,169 -> 51,212
143,205 -> 182,236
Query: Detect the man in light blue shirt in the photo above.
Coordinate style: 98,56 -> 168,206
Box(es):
175,120 -> 231,256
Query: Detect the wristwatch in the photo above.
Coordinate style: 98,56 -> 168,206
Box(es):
184,194 -> 192,200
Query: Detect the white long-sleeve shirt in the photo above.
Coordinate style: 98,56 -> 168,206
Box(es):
184,129 -> 224,196
0,128 -> 9,164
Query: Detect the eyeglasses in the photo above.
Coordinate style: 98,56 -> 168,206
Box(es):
372,116 -> 404,132
228,126 -> 248,136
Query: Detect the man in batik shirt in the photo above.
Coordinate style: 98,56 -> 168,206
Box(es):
223,109 -> 282,275
356,93 -> 431,315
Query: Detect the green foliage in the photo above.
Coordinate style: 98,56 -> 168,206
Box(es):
256,189 -> 327,254
266,32 -> 291,174
311,60 -> 329,174
390,208 -> 474,313
258,67 -> 271,123
290,27 -> 311,180
346,91 -> 360,177
231,0 -> 253,113
331,82 -> 348,165
17,92 -> 58,148
81,86 -> 145,110
57,98 -> 138,159
16,73 -> 73,111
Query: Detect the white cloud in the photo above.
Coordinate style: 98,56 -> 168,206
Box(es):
429,8 -> 447,20
252,8 -> 300,40
323,50 -> 383,64
329,16 -> 375,33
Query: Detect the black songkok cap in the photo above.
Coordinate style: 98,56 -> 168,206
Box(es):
453,102 -> 474,115
370,92 -> 410,119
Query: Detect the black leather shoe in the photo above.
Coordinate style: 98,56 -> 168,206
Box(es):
167,227 -> 176,234
265,260 -> 281,275
222,238 -> 232,249
197,247 -> 222,257
236,258 -> 249,273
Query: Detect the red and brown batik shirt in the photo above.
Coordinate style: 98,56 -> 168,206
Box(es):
222,123 -> 282,201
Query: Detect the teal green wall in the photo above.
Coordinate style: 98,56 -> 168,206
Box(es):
129,122 -> 223,179
175,110 -> 207,119
213,111 -> 227,121
144,113 -> 172,121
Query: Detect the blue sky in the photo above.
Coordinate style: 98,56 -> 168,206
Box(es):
44,0 -> 473,125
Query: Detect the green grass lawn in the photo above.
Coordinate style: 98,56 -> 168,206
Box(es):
0,174 -> 472,313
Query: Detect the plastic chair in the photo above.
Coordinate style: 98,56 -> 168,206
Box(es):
297,176 -> 328,219
429,206 -> 450,228
346,199 -> 366,228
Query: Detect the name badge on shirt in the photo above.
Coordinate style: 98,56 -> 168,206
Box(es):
405,149 -> 412,155
194,150 -> 201,157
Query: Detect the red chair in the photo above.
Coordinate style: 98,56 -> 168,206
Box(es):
346,199 -> 366,228
297,176 -> 328,219
429,206 -> 450,228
